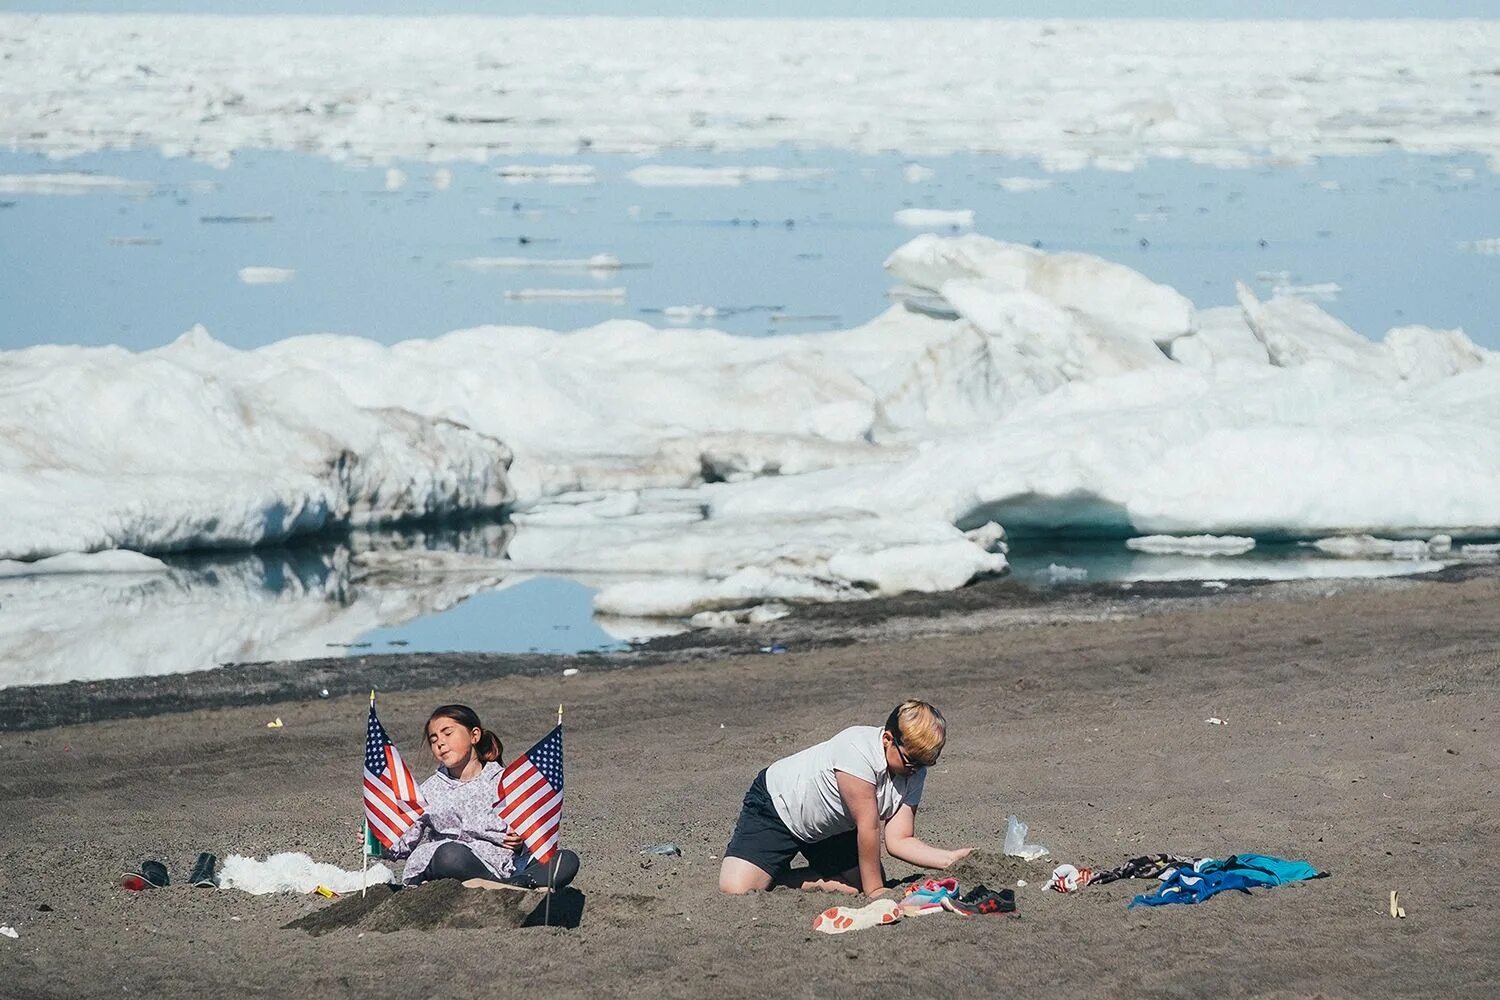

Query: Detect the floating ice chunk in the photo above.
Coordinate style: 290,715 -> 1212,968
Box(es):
1270,280 -> 1341,302
384,167 -> 406,191
662,305 -> 720,323
496,164 -> 597,184
828,540 -> 1005,595
626,165 -> 828,187
886,234 -> 1195,349
504,287 -> 626,301
903,163 -> 935,183
1311,535 -> 1452,560
238,266 -> 296,285
997,177 -> 1054,193
1125,559 -> 1446,583
894,208 -> 975,228
1047,563 -> 1088,582
689,602 -> 791,629
594,568 -> 861,618
0,550 -> 167,578
1201,581 -> 1229,590
1458,238 -> 1500,255
1126,534 -> 1256,556
455,254 -> 622,271
432,167 -> 452,190
0,173 -> 150,195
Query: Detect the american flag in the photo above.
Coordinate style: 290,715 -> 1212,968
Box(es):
499,725 -> 564,865
363,702 -> 425,848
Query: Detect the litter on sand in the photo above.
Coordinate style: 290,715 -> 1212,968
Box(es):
1003,814 -> 1049,860
266,718 -> 284,729
1389,890 -> 1406,918
640,843 -> 682,857
0,927 -> 17,939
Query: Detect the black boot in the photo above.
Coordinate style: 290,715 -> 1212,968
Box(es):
188,852 -> 218,888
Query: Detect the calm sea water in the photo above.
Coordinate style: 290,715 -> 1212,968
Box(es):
3,147 -> 1497,351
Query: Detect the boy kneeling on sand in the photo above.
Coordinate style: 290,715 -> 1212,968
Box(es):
718,700 -> 971,896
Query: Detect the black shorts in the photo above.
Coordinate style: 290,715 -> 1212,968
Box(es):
723,769 -> 858,879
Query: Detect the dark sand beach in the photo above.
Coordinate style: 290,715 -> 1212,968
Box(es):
2,572 -> 1497,999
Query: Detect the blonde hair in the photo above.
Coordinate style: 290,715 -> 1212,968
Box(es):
885,700 -> 946,766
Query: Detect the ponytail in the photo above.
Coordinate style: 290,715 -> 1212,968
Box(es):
475,729 -> 503,764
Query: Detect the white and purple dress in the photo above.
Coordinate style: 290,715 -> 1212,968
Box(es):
385,761 -> 520,884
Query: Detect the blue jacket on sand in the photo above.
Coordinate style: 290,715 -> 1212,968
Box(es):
1129,853 -> 1326,908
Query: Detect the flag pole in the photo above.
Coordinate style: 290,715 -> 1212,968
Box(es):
363,689 -> 375,898
543,703 -> 563,927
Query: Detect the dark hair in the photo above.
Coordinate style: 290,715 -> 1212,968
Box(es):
426,704 -> 503,764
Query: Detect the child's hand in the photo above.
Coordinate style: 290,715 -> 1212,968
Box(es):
944,847 -> 975,867
502,832 -> 524,850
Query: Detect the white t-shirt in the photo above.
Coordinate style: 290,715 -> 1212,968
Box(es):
765,725 -> 926,842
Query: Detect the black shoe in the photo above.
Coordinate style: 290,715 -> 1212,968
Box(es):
188,852 -> 218,888
943,883 -> 1017,917
122,860 -> 170,889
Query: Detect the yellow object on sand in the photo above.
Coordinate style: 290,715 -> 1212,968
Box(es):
313,885 -> 337,899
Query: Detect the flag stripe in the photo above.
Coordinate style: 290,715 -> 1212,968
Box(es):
363,703 -> 426,849
497,724 -> 564,869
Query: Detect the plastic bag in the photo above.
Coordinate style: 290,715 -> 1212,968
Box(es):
1004,814 -> 1049,860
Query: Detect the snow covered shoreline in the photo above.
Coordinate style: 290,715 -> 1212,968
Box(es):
3,16 -> 1499,169
5,233 -> 1498,617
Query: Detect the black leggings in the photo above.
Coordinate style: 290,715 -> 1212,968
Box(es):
420,841 -> 580,889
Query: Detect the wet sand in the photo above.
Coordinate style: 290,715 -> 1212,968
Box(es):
1,573 -> 1497,998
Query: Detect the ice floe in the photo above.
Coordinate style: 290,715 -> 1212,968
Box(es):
997,177 -> 1054,193
496,164 -> 597,184
455,254 -> 622,271
0,172 -> 150,195
6,233 -> 1499,619
895,208 -> 975,228
238,266 -> 296,284
1126,535 -> 1256,556
503,287 -> 627,301
0,549 -> 167,578
625,166 -> 829,187
5,17 -> 1499,168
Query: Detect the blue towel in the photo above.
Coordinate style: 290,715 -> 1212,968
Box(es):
1129,853 -> 1324,908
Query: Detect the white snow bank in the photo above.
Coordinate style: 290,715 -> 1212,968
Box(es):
0,172 -> 150,195
1126,535 -> 1256,556
1124,558 -> 1447,583
9,233 -> 1500,617
6,18 -> 1499,169
221,852 -> 395,894
625,165 -> 828,187
0,326 -> 513,561
238,266 -> 295,285
895,208 -> 974,228
0,550 -> 167,578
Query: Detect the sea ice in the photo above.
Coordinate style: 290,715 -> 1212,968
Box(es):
6,233 -> 1500,619
503,287 -> 626,301
894,208 -> 975,228
1126,535 -> 1256,556
6,18 -> 1498,168
455,254 -> 622,271
625,166 -> 829,187
237,266 -> 296,284
0,172 -> 150,195
997,177 -> 1054,193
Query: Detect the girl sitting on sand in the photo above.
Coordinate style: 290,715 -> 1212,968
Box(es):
384,704 -> 579,890
718,699 -> 971,895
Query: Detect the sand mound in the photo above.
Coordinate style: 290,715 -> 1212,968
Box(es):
941,849 -> 1048,891
286,881 -> 553,935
